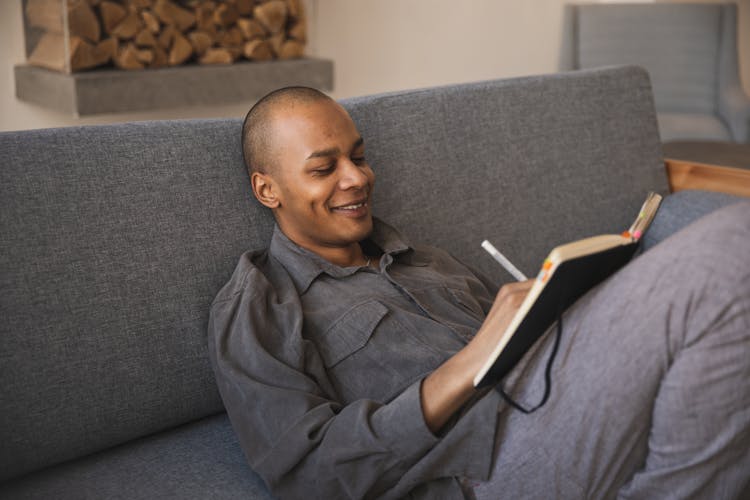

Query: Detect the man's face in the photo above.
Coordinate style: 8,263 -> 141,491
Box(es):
261,99 -> 375,256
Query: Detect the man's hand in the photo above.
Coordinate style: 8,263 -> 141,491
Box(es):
471,280 -> 535,355
420,280 -> 535,433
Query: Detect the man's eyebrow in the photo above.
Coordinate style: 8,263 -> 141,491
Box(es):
306,137 -> 364,160
306,147 -> 339,160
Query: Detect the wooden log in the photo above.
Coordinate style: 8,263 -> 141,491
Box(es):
268,32 -> 285,56
28,32 -> 66,71
226,45 -> 243,59
219,27 -> 244,48
213,3 -> 239,28
99,1 -> 127,34
188,31 -> 213,56
254,0 -> 287,34
194,3 -> 216,32
111,12 -> 142,39
199,47 -> 235,65
25,0 -> 63,33
130,0 -> 154,9
278,39 -> 304,60
150,45 -> 168,67
141,10 -> 161,33
70,36 -> 119,71
286,0 -> 303,20
158,24 -> 177,49
154,0 -> 196,32
96,37 -> 119,62
134,47 -> 154,65
236,0 -> 254,16
168,32 -> 193,65
243,39 -> 273,61
237,18 -> 266,40
25,0 -> 311,71
69,36 -> 95,71
68,0 -> 101,43
288,20 -> 306,42
135,28 -> 157,47
114,43 -> 144,70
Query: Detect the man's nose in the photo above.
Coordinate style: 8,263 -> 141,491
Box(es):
337,159 -> 368,190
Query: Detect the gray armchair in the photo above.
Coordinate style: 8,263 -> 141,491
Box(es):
560,2 -> 750,143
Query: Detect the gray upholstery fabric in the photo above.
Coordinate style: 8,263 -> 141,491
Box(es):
577,3 -> 721,114
561,3 -> 750,142
657,112 -> 732,142
0,66 -> 670,491
716,1 -> 750,142
0,120 -> 272,481
342,65 -> 669,285
0,413 -> 272,500
642,189 -> 745,251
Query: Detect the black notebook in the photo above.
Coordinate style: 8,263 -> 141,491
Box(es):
474,192 -> 663,389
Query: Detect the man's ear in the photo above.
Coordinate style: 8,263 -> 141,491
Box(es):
251,171 -> 281,209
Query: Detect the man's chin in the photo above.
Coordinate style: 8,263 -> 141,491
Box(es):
348,214 -> 374,242
328,211 -> 371,243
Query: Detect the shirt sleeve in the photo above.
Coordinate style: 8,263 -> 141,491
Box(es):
207,263 -> 441,499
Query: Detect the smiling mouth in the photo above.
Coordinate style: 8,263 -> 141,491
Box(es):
331,199 -> 369,217
336,202 -> 366,211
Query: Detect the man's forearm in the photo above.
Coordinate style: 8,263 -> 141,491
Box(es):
421,340 -> 489,433
420,279 -> 534,433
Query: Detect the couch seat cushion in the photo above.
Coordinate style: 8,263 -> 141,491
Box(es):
0,413 -> 273,500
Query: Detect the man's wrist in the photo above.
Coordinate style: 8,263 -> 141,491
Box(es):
421,344 -> 482,433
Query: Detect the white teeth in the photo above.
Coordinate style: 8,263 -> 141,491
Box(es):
338,202 -> 365,210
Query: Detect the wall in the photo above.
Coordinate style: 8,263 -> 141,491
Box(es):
1,0 -> 748,132
312,0 -> 571,99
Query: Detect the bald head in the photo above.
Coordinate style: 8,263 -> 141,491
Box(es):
241,86 -> 335,176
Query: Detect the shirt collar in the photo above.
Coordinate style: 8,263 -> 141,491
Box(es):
268,217 -> 414,294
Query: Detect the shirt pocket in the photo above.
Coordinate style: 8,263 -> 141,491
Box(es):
318,300 -> 388,367
446,286 -> 485,319
317,299 -> 446,404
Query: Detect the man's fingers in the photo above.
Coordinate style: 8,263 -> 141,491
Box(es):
496,279 -> 534,301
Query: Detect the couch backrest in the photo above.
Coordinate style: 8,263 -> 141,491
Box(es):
566,3 -> 731,114
0,65 -> 668,481
344,65 -> 668,280
0,119 -> 271,480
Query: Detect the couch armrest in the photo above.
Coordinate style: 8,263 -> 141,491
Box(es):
665,158 -> 750,197
641,189 -> 743,251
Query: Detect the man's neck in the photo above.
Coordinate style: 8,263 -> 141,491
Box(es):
311,243 -> 367,268
278,227 -> 368,268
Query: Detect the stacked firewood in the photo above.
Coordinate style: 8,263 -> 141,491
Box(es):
25,0 -> 306,72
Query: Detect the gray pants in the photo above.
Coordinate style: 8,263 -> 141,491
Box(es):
473,201 -> 750,499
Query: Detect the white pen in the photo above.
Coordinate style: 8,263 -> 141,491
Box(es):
481,240 -> 528,281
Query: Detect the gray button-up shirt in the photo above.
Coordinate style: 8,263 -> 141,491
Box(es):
208,218 -> 503,499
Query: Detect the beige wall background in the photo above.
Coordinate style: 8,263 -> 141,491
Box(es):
1,0 -> 748,132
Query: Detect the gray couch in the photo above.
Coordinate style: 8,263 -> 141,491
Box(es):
0,66 -> 741,499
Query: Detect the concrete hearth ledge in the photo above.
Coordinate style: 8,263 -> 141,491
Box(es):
14,58 -> 334,116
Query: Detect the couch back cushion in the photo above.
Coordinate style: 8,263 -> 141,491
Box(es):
344,65 -> 668,282
0,120 -> 271,480
0,66 -> 668,480
574,3 -> 724,114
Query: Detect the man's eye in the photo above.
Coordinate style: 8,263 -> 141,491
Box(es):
312,164 -> 334,176
352,156 -> 366,165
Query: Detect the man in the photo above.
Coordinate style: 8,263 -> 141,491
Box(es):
208,87 -> 750,499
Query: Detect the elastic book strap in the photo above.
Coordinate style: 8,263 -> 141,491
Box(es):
495,313 -> 563,414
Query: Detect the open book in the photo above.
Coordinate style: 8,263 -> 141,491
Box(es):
474,192 -> 663,389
